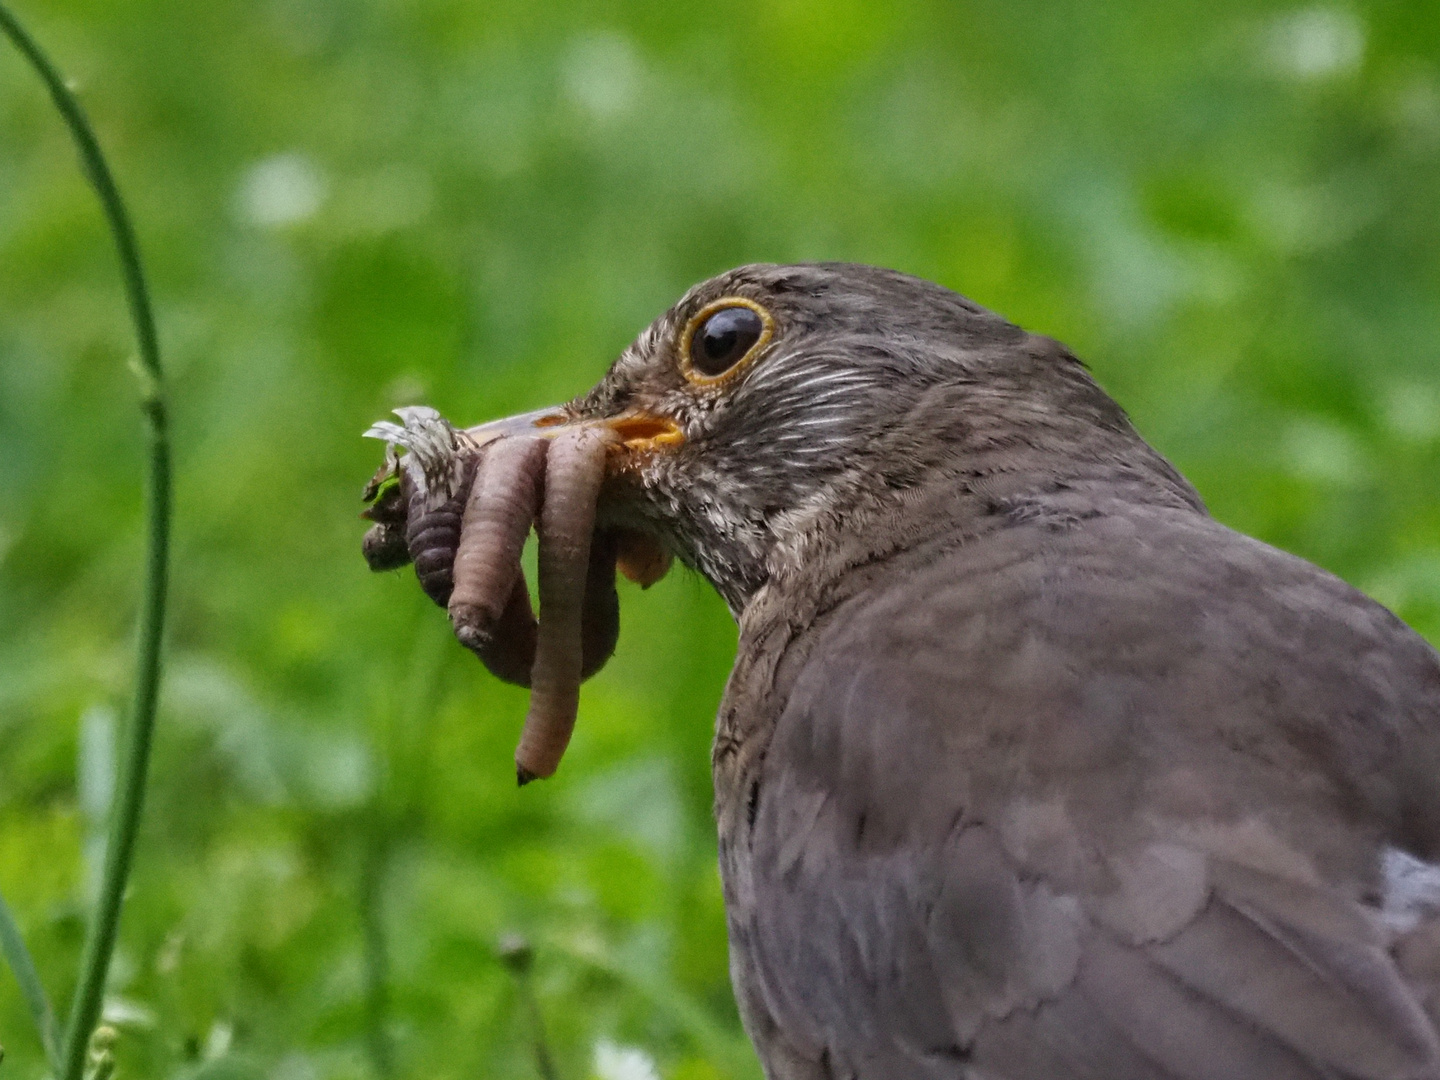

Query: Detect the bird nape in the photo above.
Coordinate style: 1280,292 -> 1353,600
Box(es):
362,262 -> 1440,1080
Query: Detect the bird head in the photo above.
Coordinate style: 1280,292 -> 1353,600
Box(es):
534,262 -> 1200,613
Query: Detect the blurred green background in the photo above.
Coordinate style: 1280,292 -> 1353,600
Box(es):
0,0 -> 1437,1076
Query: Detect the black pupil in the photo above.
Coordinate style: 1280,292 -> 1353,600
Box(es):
691,306 -> 763,377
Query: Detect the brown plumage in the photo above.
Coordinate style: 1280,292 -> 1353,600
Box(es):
364,263 -> 1440,1079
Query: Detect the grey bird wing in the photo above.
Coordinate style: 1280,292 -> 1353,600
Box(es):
733,506 -> 1440,1080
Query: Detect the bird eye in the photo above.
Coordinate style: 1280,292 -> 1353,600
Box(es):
688,305 -> 765,378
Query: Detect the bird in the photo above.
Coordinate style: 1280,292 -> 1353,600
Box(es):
386,262 -> 1440,1079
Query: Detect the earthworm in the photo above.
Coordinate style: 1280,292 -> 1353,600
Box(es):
515,426 -> 617,783
448,436 -> 547,684
361,407 -> 636,783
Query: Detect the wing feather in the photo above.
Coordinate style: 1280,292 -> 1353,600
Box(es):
731,509 -> 1440,1079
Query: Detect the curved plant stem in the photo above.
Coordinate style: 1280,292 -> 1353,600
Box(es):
497,937 -> 558,1080
0,6 -> 171,1080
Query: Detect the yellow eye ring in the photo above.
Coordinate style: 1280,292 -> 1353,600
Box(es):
678,297 -> 775,386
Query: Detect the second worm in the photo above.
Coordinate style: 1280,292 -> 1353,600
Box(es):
515,427 -> 616,783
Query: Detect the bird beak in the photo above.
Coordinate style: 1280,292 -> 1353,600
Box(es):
461,406 -> 572,444
462,407 -> 686,455
461,406 -> 680,588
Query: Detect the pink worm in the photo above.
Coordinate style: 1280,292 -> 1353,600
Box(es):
446,427 -> 620,782
448,436 -> 547,686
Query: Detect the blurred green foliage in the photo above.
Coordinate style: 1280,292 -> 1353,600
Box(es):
0,0 -> 1437,1076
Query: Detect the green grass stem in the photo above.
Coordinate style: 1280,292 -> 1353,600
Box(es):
0,6 -> 172,1079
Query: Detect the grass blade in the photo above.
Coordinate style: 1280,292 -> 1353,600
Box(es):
0,890 -> 61,1069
